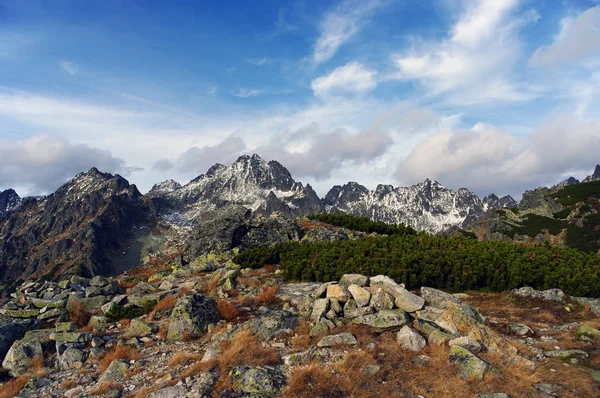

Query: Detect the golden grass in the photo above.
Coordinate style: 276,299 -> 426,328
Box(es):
0,374 -> 31,398
60,378 -> 78,391
99,345 -> 141,372
180,359 -> 217,379
168,352 -> 204,368
68,299 -> 91,327
283,363 -> 350,397
253,285 -> 280,307
148,295 -> 177,321
217,300 -> 239,321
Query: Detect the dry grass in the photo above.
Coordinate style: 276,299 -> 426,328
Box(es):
0,374 -> 32,398
78,323 -> 94,332
283,363 -> 350,397
168,352 -> 204,368
99,345 -> 141,372
176,287 -> 192,298
125,385 -> 161,398
237,276 -> 262,288
180,359 -> 217,378
217,300 -> 239,321
218,330 -> 279,372
119,318 -> 132,327
68,299 -> 91,327
60,378 -> 78,391
253,284 -> 280,307
158,321 -> 170,340
148,295 -> 177,321
88,381 -> 124,396
117,279 -> 139,289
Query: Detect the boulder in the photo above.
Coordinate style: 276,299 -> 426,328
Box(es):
310,318 -> 335,336
339,274 -> 369,288
347,285 -> 371,307
227,366 -> 286,397
58,347 -> 86,370
311,298 -> 330,323
66,296 -> 107,313
449,346 -> 490,380
276,283 -> 321,306
127,318 -> 155,338
352,309 -> 410,328
0,308 -> 40,318
508,323 -> 534,337
99,359 -> 130,382
577,324 -> 600,340
0,316 -> 37,364
421,287 -> 482,322
312,282 -> 336,299
317,332 -> 358,347
382,284 -> 424,313
2,338 -> 43,376
326,285 -> 350,302
244,310 -> 298,341
397,326 -> 426,351
369,287 -> 394,312
167,294 -> 220,341
343,299 -> 375,318
369,275 -> 397,286
50,332 -> 92,344
510,287 -> 564,302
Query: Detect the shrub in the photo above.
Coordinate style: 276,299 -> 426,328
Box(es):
283,364 -> 350,398
105,301 -> 155,321
149,295 -> 177,321
253,285 -> 280,307
168,352 -> 204,368
67,299 -> 91,327
218,330 -> 279,374
308,213 -> 416,236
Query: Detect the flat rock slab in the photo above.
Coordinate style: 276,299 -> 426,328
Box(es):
352,309 -> 410,328
317,332 -> 358,347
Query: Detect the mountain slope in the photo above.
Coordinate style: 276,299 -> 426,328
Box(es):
0,168 -> 156,295
323,179 -> 485,233
482,193 -> 517,210
148,154 -> 324,226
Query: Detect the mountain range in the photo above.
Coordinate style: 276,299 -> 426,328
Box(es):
1,154 -> 599,298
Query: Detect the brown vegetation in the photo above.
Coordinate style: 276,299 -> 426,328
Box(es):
217,300 -> 239,321
88,381 -> 124,396
99,345 -> 141,372
0,374 -> 32,398
283,363 -> 350,397
68,299 -> 91,327
168,352 -> 204,368
149,295 -> 177,321
180,359 -> 217,379
253,285 -> 280,307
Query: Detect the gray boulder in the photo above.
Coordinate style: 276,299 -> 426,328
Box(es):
227,366 -> 286,397
397,326 -> 426,351
339,274 -> 369,288
352,309 -> 410,328
167,294 -> 220,341
2,338 -> 43,376
317,332 -> 358,347
244,310 -> 298,341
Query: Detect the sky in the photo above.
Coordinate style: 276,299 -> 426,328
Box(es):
0,0 -> 599,199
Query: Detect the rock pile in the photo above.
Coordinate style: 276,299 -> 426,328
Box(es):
307,274 -> 535,379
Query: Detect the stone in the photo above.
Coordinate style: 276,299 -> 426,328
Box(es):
70,276 -> 90,287
310,318 -> 335,337
85,286 -> 103,298
244,310 -> 298,341
167,294 -> 220,341
339,274 -> 369,288
0,316 -> 37,363
130,281 -> 156,295
50,332 -> 92,344
90,275 -> 110,287
449,346 -> 490,380
386,285 -> 425,313
544,349 -> 588,359
477,394 -> 511,398
414,307 -> 445,323
369,275 -> 397,286
227,366 -> 286,397
64,386 -> 84,398
37,308 -> 66,321
0,308 -> 40,318
369,287 -> 394,312
364,364 -> 381,375
159,280 -> 174,291
312,282 -> 336,299
99,359 -> 130,382
577,324 -> 600,340
29,298 -> 66,309
329,298 -> 343,314
89,315 -> 108,331
343,299 -> 375,318
58,347 -> 86,370
449,336 -> 484,353
55,322 -> 76,332
66,296 -> 107,313
311,298 -> 330,323
193,371 -> 218,396
428,330 -> 454,346
421,287 -> 482,322
2,338 -> 43,376
317,332 -> 358,347
352,309 -> 410,328
510,287 -> 564,302
397,326 -> 426,351
148,386 -> 187,398
127,318 -> 155,338
347,284 -> 371,307
326,284 -> 350,302
276,283 -> 321,306
572,296 -> 600,316
508,323 -> 534,337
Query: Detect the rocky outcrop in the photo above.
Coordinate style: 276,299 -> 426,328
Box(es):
517,187 -> 562,216
323,179 -> 485,233
582,165 -> 600,183
482,193 -> 517,210
167,294 -> 220,341
0,168 -> 157,298
0,188 -> 21,218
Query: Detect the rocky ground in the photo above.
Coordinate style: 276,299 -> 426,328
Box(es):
0,258 -> 599,398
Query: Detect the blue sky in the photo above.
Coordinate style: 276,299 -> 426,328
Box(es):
0,0 -> 599,198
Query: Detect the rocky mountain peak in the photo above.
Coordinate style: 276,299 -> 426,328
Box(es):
482,193 -> 518,210
582,164 -> 600,183
148,179 -> 182,196
0,189 -> 21,217
554,176 -> 580,188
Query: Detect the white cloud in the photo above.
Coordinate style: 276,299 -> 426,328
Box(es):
59,60 -> 79,75
311,61 -> 377,98
529,6 -> 600,67
247,57 -> 270,66
231,88 -> 264,98
393,0 -> 536,104
313,0 -> 388,64
397,114 -> 600,196
0,135 -> 132,195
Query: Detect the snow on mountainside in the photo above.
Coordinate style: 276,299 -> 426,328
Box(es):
0,189 -> 21,217
148,154 -> 324,227
554,176 -> 580,189
323,179 -> 485,233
